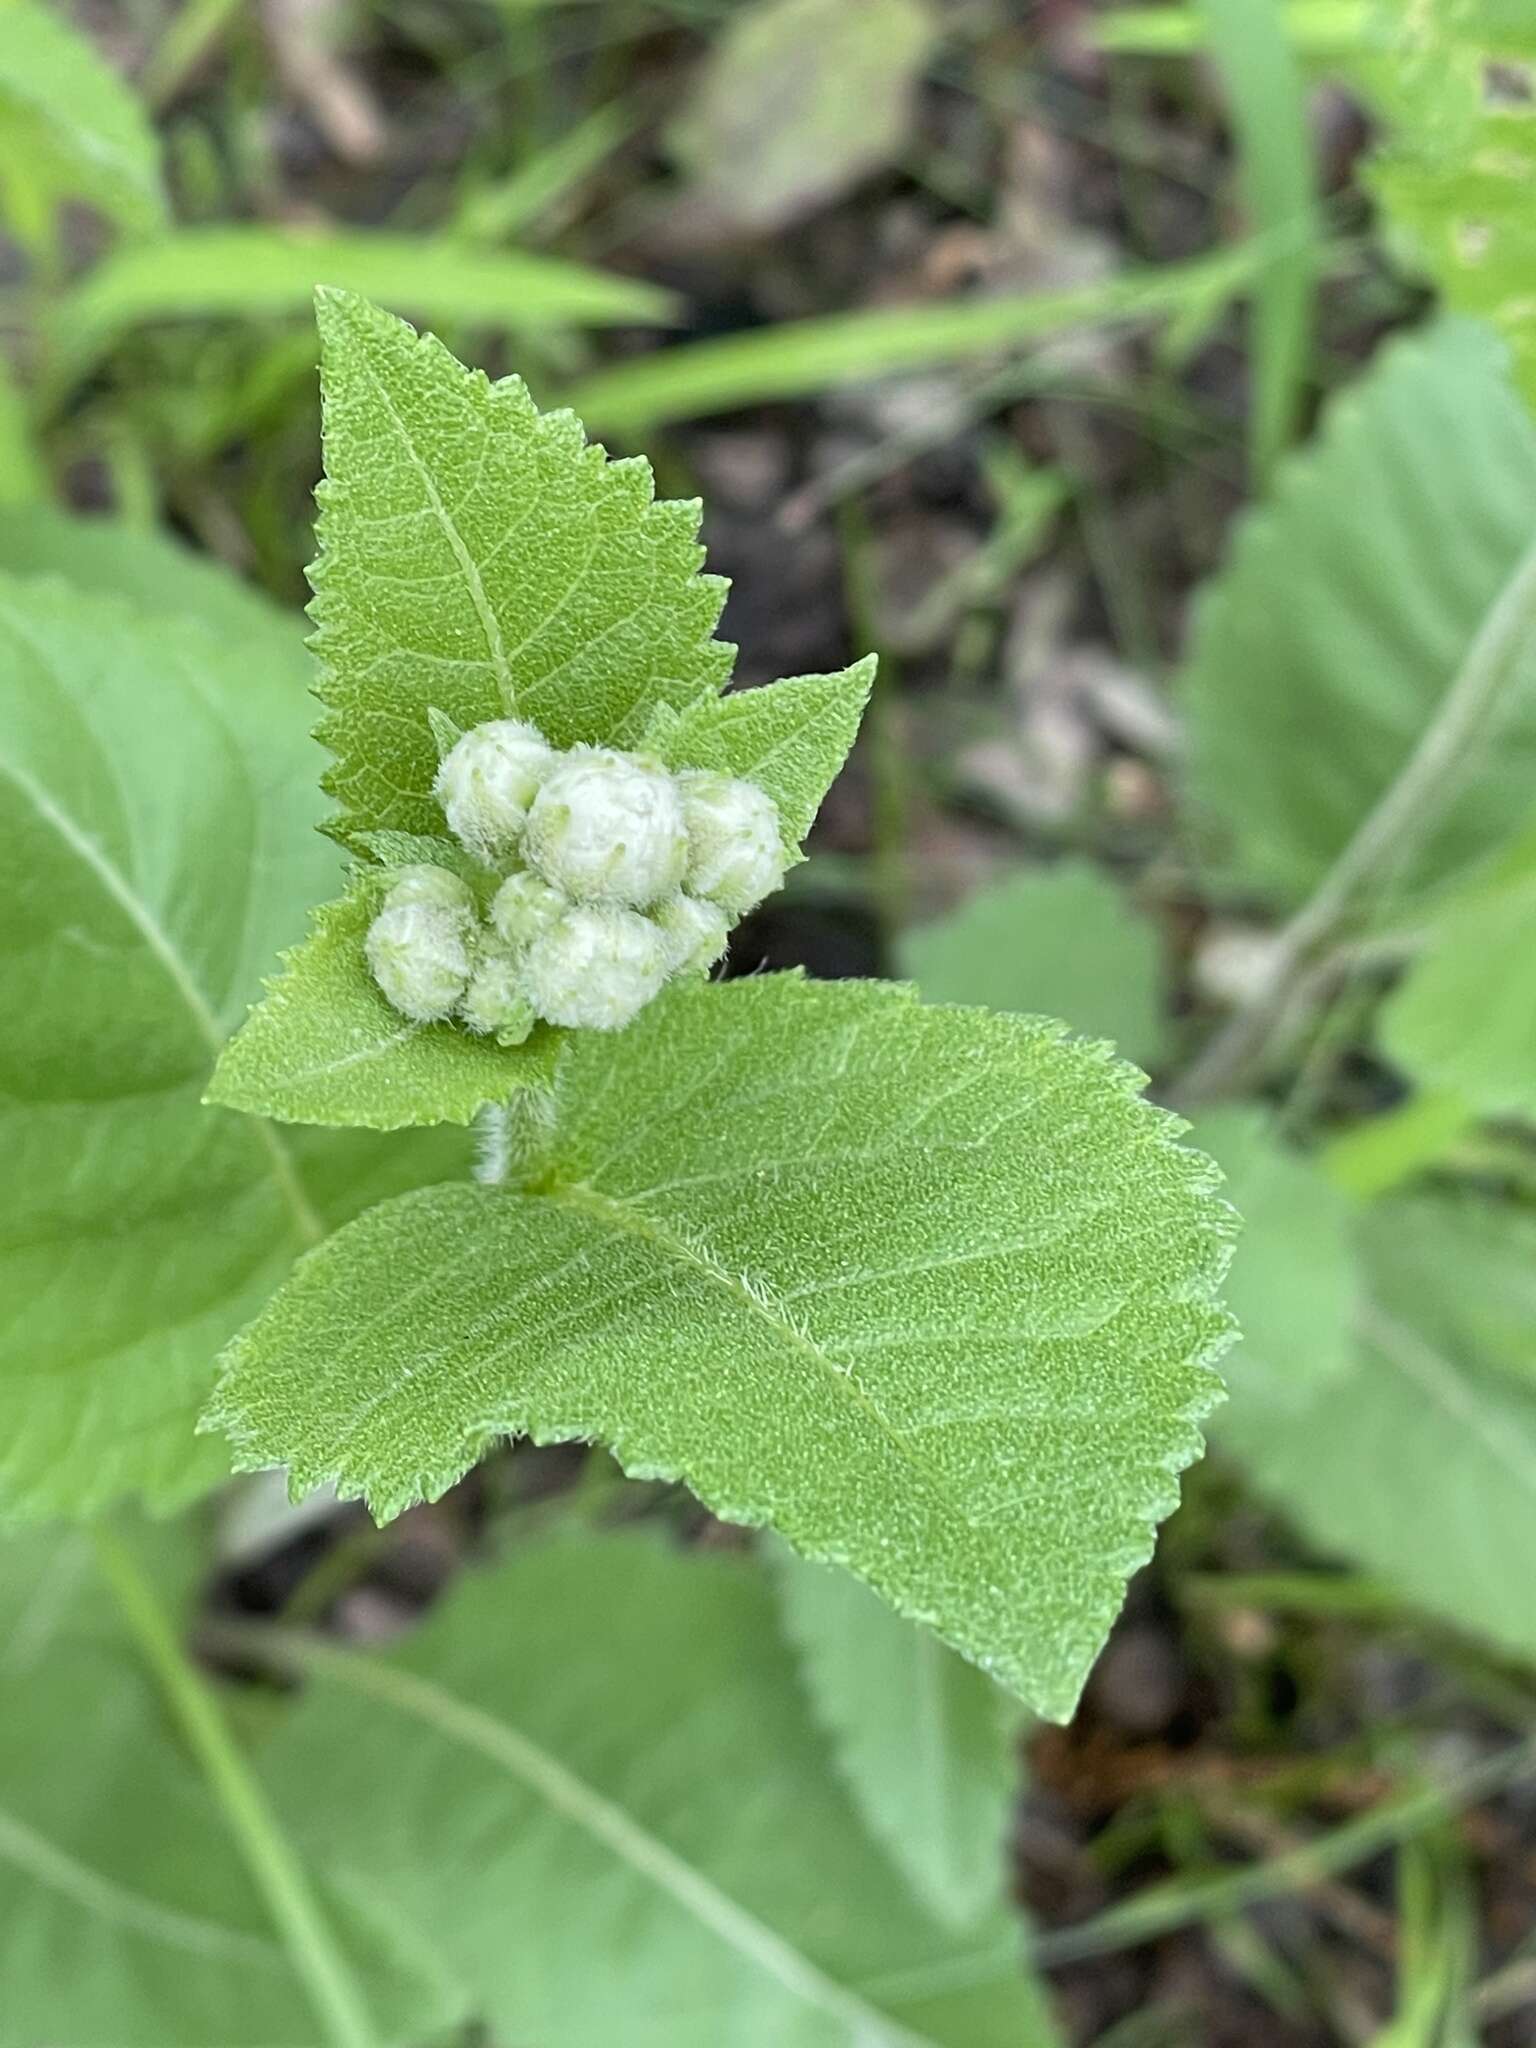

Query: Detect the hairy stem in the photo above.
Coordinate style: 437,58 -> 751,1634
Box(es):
1174,528 -> 1536,1106
474,1085 -> 560,1188
92,1526 -> 378,2048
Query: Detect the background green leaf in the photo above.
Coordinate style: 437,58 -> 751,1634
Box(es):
772,1546 -> 1022,1927
0,575 -> 465,1519
899,861 -> 1165,1070
1180,319 -> 1536,914
268,1533 -> 1062,2047
0,0 -> 166,237
1219,1194 -> 1536,1664
208,972 -> 1235,1718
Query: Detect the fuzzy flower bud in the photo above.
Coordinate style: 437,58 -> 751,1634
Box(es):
524,747 -> 687,909
678,771 -> 784,916
381,864 -> 476,919
490,870 -> 568,950
522,905 -> 668,1031
434,719 -> 555,862
365,902 -> 473,1023
654,892 -> 730,977
458,938 -> 536,1044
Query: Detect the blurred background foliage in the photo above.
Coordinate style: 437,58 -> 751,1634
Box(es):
5,0 -> 1536,2042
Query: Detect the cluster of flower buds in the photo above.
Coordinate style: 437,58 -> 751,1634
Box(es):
363,718 -> 785,1037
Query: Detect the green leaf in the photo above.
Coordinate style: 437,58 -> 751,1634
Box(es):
1196,1109 -> 1355,1395
899,861 -> 1165,1071
0,0 -> 166,235
0,575 -> 466,1519
207,882 -> 564,1130
649,656 -> 877,851
1180,319 -> 1536,913
45,225 -> 671,393
0,1528 -> 439,2048
670,0 -> 936,233
772,1546 -> 1021,1927
308,286 -> 731,849
1219,1193 -> 1536,1663
1369,1 -> 1536,416
0,504 -> 309,649
1380,827 -> 1536,1121
267,1533 -> 1063,2047
207,973 -> 1235,1719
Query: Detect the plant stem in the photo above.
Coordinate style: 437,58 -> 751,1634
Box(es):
92,1525 -> 378,2048
474,1084 -> 560,1188
1174,528 -> 1536,1106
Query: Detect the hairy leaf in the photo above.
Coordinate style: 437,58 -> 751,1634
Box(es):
0,576 -> 465,1519
772,1546 -> 1021,1926
208,973 -> 1234,1718
1220,1194 -> 1536,1662
900,861 -> 1165,1069
309,287 -> 731,850
0,0 -> 165,234
670,0 -> 936,233
1180,319 -> 1536,912
268,1534 -> 1062,2047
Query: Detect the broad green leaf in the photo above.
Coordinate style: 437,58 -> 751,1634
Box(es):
1197,1109 -> 1354,1396
899,862 -> 1165,1070
268,1533 -> 1063,2047
45,225 -> 670,393
308,287 -> 731,850
207,883 -> 565,1130
211,295 -> 871,1130
1380,830 -> 1536,1120
670,0 -> 936,233
0,505 -> 308,650
0,1526 -> 440,2047
1219,1194 -> 1536,1663
0,0 -> 166,236
0,575 -> 466,1519
207,973 -> 1235,1718
1180,319 -> 1536,913
1369,1 -> 1536,415
772,1546 -> 1021,1927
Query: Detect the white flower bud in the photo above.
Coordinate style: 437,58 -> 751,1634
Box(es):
365,902 -> 473,1023
654,892 -> 730,977
524,748 -> 688,909
522,905 -> 668,1031
458,938 -> 536,1044
434,719 -> 555,862
382,864 -> 476,919
490,870 -> 568,950
678,771 -> 784,915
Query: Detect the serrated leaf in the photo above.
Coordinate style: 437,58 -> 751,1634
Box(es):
207,973 -> 1234,1719
267,1533 -> 1062,2047
309,287 -> 733,851
899,861 -> 1165,1070
0,575 -> 467,1520
206,881 -> 564,1131
772,1545 -> 1021,1927
651,655 -> 877,850
1180,319 -> 1536,913
670,0 -> 937,234
1219,1193 -> 1536,1662
1380,827 -> 1536,1121
0,1526 -> 443,2048
1197,1109 -> 1355,1396
0,0 -> 165,235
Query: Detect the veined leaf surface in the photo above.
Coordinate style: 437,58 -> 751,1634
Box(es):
208,973 -> 1235,1718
